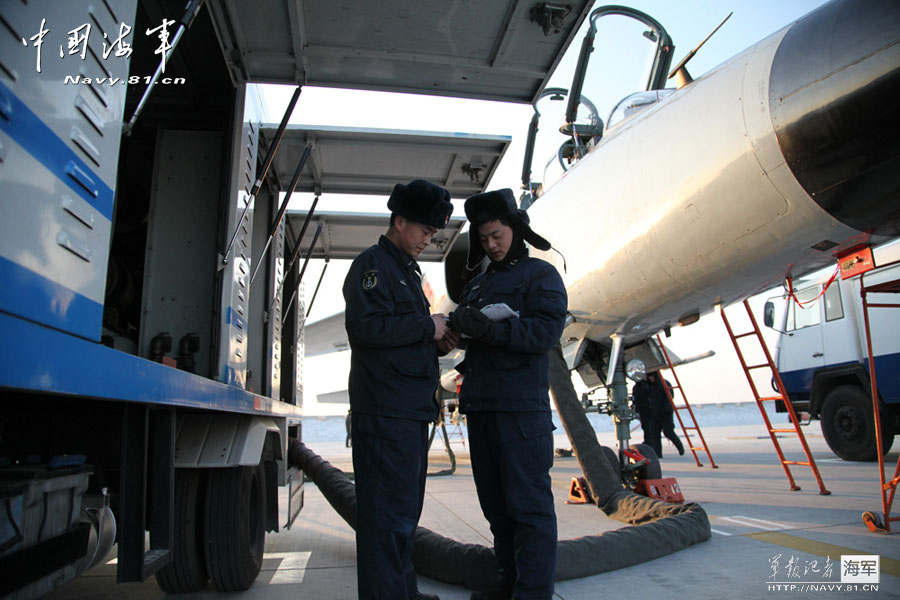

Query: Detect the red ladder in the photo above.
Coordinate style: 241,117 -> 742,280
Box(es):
655,334 -> 717,468
720,300 -> 830,495
859,260 -> 900,533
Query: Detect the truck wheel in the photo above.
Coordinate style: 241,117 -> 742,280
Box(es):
204,463 -> 266,591
629,443 -> 662,480
154,469 -> 208,593
820,385 -> 892,461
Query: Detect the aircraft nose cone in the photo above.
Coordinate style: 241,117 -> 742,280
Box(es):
769,0 -> 900,238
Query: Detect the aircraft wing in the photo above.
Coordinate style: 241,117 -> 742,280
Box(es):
303,312 -> 349,357
207,1 -> 594,104
304,309 -> 464,394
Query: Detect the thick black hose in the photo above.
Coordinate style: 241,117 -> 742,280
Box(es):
288,344 -> 710,590
287,439 -> 495,589
289,433 -> 709,589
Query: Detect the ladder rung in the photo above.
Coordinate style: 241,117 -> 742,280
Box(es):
783,461 -> 811,466
770,428 -> 798,434
759,396 -> 784,402
683,426 -> 699,430
747,363 -> 770,370
733,331 -> 755,339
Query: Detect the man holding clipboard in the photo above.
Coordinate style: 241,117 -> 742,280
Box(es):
448,189 -> 567,600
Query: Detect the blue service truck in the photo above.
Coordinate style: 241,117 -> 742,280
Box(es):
1,1 -> 306,597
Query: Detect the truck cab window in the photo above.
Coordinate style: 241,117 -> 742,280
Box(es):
786,286 -> 821,331
824,281 -> 844,322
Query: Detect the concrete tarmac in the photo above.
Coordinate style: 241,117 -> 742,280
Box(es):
44,421 -> 900,599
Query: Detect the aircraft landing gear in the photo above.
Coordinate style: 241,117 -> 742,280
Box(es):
588,351 -> 662,489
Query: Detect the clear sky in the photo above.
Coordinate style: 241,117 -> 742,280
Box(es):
260,0 -> 831,416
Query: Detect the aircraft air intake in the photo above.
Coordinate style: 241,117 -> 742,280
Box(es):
769,0 -> 900,238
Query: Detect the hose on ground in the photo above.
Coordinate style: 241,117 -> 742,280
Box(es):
287,343 -> 710,589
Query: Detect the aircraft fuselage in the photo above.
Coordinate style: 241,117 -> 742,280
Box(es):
528,0 -> 900,347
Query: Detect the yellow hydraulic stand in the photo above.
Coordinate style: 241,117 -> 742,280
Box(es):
656,334 -> 717,468
859,259 -> 900,533
720,300 -> 830,495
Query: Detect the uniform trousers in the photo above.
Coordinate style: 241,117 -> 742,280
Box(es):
466,411 -> 557,600
643,415 -> 683,457
352,413 -> 429,600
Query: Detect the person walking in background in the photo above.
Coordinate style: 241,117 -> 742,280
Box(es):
640,371 -> 685,458
631,374 -> 651,434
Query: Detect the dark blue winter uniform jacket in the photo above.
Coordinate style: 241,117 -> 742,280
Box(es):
457,254 -> 567,412
343,235 -> 440,422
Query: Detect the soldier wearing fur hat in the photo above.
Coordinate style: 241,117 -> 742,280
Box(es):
447,188 -> 567,600
343,179 -> 456,600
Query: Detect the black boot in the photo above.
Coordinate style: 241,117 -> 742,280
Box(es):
470,582 -> 514,600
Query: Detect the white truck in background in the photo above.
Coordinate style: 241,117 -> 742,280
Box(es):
765,242 -> 900,461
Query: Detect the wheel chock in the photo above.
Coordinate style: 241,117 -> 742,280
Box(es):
635,477 -> 684,504
567,476 -> 594,504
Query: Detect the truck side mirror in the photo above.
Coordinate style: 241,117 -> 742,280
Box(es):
764,301 -> 775,328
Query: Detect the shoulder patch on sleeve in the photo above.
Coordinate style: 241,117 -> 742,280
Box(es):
362,269 -> 378,290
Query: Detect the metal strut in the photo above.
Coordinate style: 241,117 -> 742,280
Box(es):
222,86 -> 302,264
266,195 -> 320,320
655,334 -> 717,468
305,258 -> 330,319
284,222 -> 323,319
250,145 -> 313,285
123,0 -> 204,136
720,300 -> 830,495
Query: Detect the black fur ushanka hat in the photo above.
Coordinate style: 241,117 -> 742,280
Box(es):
464,188 -> 551,271
387,179 -> 453,229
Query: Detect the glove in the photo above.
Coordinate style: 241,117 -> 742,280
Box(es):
449,306 -> 495,342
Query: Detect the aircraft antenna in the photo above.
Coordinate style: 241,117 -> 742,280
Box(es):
667,12 -> 732,88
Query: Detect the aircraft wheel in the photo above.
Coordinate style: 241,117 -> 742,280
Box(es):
204,463 -> 266,591
601,445 -> 620,479
154,469 -> 208,593
629,443 -> 661,480
821,385 -> 891,461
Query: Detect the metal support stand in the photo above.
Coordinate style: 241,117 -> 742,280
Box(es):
427,418 -> 457,477
859,259 -> 900,533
